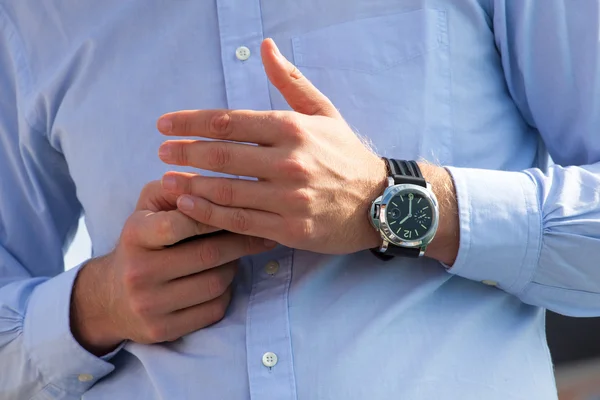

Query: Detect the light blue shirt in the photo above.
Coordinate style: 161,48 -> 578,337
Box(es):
1,1 -> 599,399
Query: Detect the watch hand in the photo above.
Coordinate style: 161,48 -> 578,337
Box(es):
399,214 -> 411,224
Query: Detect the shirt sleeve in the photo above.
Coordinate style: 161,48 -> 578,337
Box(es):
0,9 -> 117,399
446,0 -> 600,317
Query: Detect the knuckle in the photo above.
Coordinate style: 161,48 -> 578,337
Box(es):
279,114 -> 305,140
209,112 -> 233,138
122,264 -> 147,289
207,272 -> 228,298
290,218 -> 314,242
174,143 -> 189,165
279,157 -> 310,181
289,65 -> 304,81
278,67 -> 304,94
193,221 -> 210,236
121,219 -> 140,246
182,117 -> 194,136
244,235 -> 261,254
129,294 -> 155,317
202,201 -> 214,223
287,189 -> 312,210
146,321 -> 169,343
198,241 -> 220,266
231,209 -> 251,232
154,213 -> 176,243
215,179 -> 234,206
207,298 -> 228,324
139,181 -> 158,201
207,143 -> 231,171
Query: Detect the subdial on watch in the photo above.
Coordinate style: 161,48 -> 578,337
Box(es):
415,208 -> 431,226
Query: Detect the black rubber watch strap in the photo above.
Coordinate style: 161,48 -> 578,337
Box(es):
384,246 -> 421,258
384,158 -> 426,187
370,246 -> 421,260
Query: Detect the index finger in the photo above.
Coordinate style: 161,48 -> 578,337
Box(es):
158,232 -> 273,280
127,209 -> 220,249
156,109 -> 288,146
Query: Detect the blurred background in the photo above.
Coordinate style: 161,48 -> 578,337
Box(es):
65,218 -> 600,399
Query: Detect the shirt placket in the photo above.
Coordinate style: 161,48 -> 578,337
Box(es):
216,2 -> 296,399
216,0 -> 272,112
246,249 -> 297,400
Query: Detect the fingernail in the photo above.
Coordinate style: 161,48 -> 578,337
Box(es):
271,40 -> 283,60
162,175 -> 177,191
157,117 -> 172,134
264,239 -> 278,248
178,195 -> 194,211
158,145 -> 172,161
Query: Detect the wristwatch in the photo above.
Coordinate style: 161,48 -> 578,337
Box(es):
369,159 -> 439,259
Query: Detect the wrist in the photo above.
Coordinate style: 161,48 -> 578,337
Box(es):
417,162 -> 459,265
71,255 -> 124,356
360,157 -> 389,251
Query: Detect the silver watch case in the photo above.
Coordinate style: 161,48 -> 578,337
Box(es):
370,178 -> 440,254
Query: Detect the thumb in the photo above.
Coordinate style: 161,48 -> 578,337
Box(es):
261,38 -> 340,118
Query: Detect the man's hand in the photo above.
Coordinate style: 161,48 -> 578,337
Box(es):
70,181 -> 276,356
156,38 -> 387,255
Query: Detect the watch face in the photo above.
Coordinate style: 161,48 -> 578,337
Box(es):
385,191 -> 434,240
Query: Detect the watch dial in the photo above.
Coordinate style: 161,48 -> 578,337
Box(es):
385,192 -> 433,240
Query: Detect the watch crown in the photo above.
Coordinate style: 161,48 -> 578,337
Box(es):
373,203 -> 381,219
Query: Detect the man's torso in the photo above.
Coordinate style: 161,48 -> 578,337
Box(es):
3,0 -> 555,398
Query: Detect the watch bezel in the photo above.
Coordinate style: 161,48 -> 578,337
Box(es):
378,184 -> 439,249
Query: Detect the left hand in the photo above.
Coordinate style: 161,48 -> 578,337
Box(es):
156,38 -> 387,255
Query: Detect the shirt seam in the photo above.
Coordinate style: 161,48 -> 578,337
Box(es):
257,0 -> 274,110
0,5 -> 43,134
526,281 -> 600,296
287,249 -> 299,400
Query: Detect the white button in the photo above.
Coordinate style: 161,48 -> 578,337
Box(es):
235,46 -> 251,61
78,374 -> 94,382
264,260 -> 280,275
482,280 -> 498,287
262,352 -> 278,368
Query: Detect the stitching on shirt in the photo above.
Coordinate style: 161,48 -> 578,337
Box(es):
0,5 -> 42,133
507,174 -> 532,293
526,281 -> 600,296
27,383 -> 64,400
514,173 -> 544,297
257,0 -> 274,111
436,9 -> 454,164
463,171 -> 473,270
285,250 -> 299,400
292,8 -> 445,75
294,48 -> 441,75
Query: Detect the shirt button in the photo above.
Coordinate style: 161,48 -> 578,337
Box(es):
78,374 -> 94,382
482,280 -> 498,287
235,46 -> 251,61
264,260 -> 280,275
262,352 -> 278,368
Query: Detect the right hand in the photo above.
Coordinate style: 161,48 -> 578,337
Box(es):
71,181 -> 276,355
